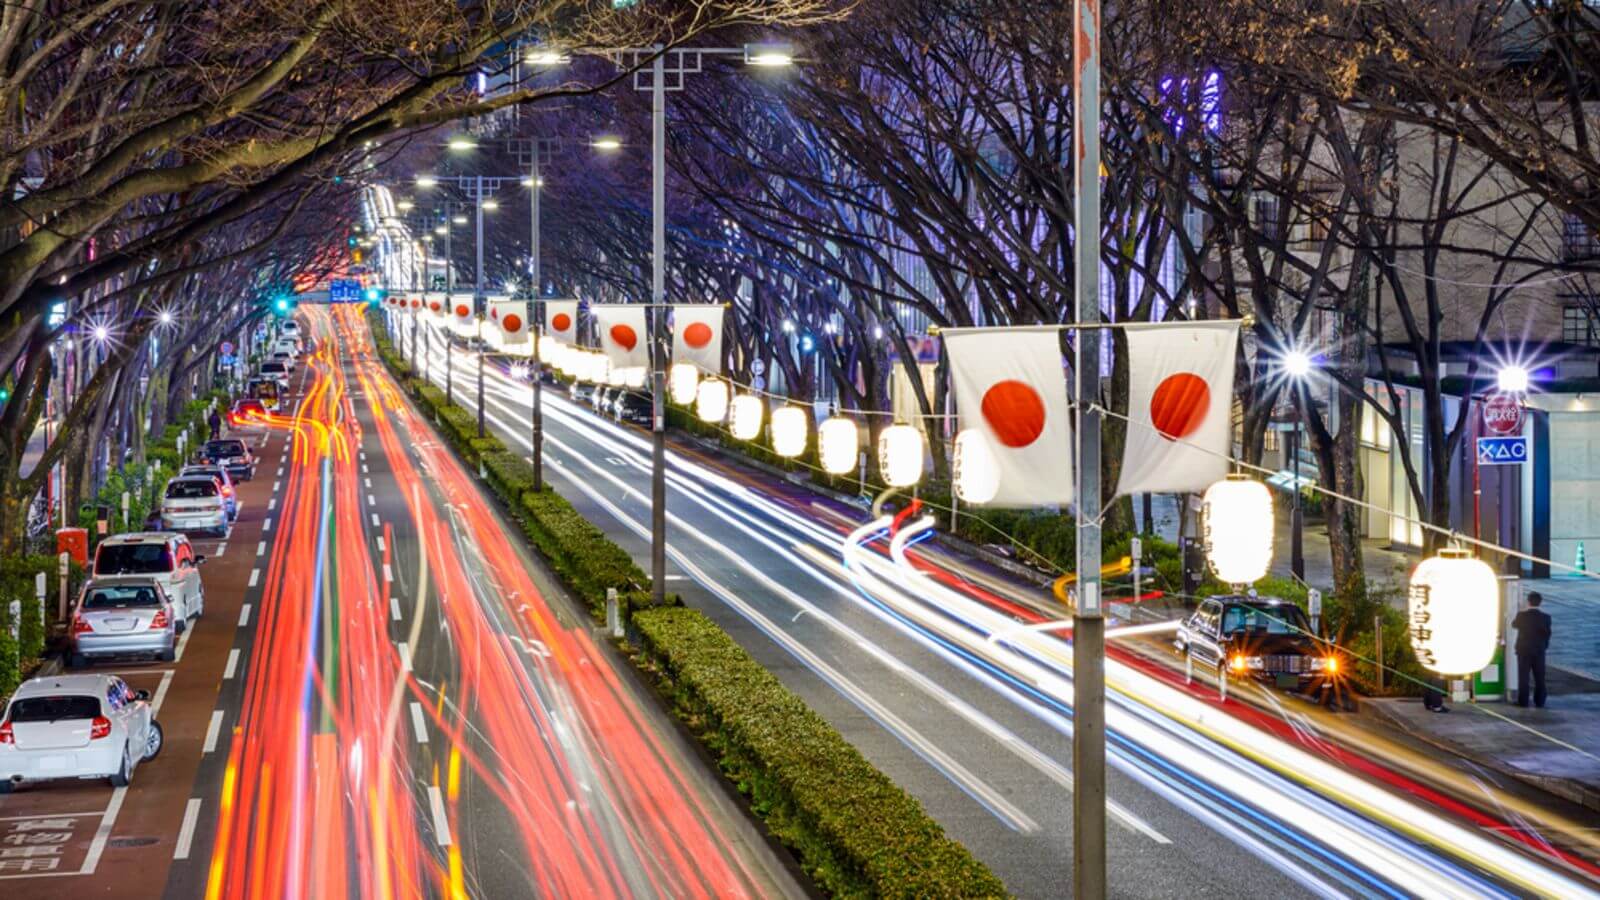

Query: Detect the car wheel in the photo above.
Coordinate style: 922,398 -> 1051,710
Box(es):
175,617 -> 187,634
142,721 -> 164,762
194,590 -> 205,618
0,780 -> 13,794
69,652 -> 88,669
109,751 -> 131,788
159,647 -> 176,663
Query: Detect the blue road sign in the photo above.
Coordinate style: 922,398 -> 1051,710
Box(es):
329,279 -> 362,303
1477,436 -> 1528,466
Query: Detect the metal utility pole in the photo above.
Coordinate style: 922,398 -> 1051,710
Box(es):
444,214 -> 454,404
1291,421 -> 1305,580
1072,0 -> 1107,896
520,139 -> 546,491
649,50 -> 668,607
475,174 -> 486,438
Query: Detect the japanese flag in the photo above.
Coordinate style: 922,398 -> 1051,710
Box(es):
945,327 -> 1073,507
427,296 -> 444,319
491,300 -> 528,345
1117,321 -> 1239,495
672,305 -> 723,373
451,297 -> 475,328
545,300 -> 578,345
592,304 -> 649,371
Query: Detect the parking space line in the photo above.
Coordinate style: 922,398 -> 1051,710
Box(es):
175,624 -> 195,662
409,702 -> 429,744
80,786 -> 126,874
427,785 -> 452,846
216,542 -> 227,557
174,798 -> 203,860
397,641 -> 411,673
151,670 -> 175,714
390,597 -> 402,621
224,648 -> 241,679
238,603 -> 252,627
248,568 -> 260,588
203,710 -> 225,753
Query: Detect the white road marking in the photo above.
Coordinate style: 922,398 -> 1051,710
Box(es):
391,597 -> 402,621
428,785 -> 452,846
268,497 -> 276,512
371,513 -> 381,527
203,710 -> 225,753
361,463 -> 369,475
367,494 -> 375,506
262,517 -> 273,532
151,669 -> 175,714
239,603 -> 253,627
174,798 -> 203,860
273,479 -> 281,492
257,541 -> 266,556
81,786 -> 127,874
224,648 -> 241,680
173,797 -> 203,851
215,542 -> 227,557
376,536 -> 386,553
174,623 -> 195,662
409,702 -> 429,744
397,641 -> 412,672
277,467 -> 284,478
248,568 -> 260,588
383,563 -> 393,583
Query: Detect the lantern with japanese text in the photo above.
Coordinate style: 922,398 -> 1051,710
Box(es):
669,363 -> 700,404
1201,475 -> 1274,585
730,394 -> 763,441
770,406 -> 807,458
818,417 -> 859,475
1408,549 -> 1498,675
878,423 -> 925,488
953,429 -> 1001,505
696,378 -> 729,423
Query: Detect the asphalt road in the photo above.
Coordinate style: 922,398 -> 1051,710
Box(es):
393,310 -> 1600,900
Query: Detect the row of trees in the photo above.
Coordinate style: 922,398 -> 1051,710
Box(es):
0,0 -> 839,555
437,0 -> 1600,592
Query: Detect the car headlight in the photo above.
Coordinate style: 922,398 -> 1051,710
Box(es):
1229,654 -> 1262,673
1311,656 -> 1339,674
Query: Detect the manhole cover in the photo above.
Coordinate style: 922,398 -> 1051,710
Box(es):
107,837 -> 160,848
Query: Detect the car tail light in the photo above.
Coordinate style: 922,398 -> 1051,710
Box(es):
89,717 -> 111,740
72,615 -> 94,635
0,722 -> 12,745
222,486 -> 233,496
149,608 -> 170,630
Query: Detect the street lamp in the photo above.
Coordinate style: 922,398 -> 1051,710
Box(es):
591,136 -> 622,151
1497,364 -> 1530,393
743,41 -> 795,67
525,49 -> 570,66
397,199 -> 414,211
415,175 -> 438,187
447,137 -> 477,152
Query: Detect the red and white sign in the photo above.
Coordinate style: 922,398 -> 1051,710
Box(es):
944,327 -> 1073,506
592,304 -> 649,371
545,300 -> 578,345
672,305 -> 724,374
490,300 -> 528,344
452,298 -> 474,328
1482,392 -> 1524,436
1117,321 -> 1239,495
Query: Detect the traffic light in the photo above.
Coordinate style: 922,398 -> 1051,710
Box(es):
0,386 -> 10,403
273,296 -> 293,316
364,287 -> 383,303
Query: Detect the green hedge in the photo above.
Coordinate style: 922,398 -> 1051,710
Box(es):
363,307 -> 1006,895
634,607 -> 1006,898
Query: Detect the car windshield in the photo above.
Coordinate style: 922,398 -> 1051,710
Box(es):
1221,604 -> 1312,636
182,466 -> 225,480
83,584 -> 161,609
7,695 -> 101,722
261,363 -> 285,373
96,543 -> 172,575
167,479 -> 218,499
207,440 -> 245,457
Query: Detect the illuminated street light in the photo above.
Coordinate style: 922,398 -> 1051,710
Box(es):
482,199 -> 499,211
520,176 -> 544,187
157,310 -> 175,327
591,136 -> 622,151
434,225 -> 447,235
416,175 -> 439,187
452,215 -> 468,225
525,49 -> 570,66
1282,348 -> 1313,379
1497,364 -> 1530,393
91,324 -> 110,345
397,200 -> 414,211
743,41 -> 795,67
447,137 -> 476,151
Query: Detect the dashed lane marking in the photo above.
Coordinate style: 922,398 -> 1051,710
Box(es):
390,597 -> 402,621
397,641 -> 411,673
370,513 -> 380,527
174,799 -> 202,860
203,710 -> 224,753
427,785 -> 452,846
224,648 -> 240,680
247,569 -> 259,588
257,541 -> 266,556
410,702 -> 429,744
238,603 -> 252,627
262,517 -> 273,533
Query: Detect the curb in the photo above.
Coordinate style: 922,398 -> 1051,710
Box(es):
1362,698 -> 1600,814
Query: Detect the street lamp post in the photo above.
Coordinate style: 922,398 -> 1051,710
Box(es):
475,175 -> 486,437
521,144 -> 546,491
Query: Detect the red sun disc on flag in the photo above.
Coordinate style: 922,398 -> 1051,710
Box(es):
503,314 -> 522,333
429,301 -> 441,312
455,304 -> 470,318
490,308 -> 499,320
683,322 -> 713,349
981,380 -> 1047,448
610,324 -> 638,351
1150,372 -> 1210,440
551,312 -> 572,332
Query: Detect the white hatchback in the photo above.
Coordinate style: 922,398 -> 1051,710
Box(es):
0,675 -> 163,792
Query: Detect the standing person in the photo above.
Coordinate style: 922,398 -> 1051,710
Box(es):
207,408 -> 223,441
1513,591 -> 1552,708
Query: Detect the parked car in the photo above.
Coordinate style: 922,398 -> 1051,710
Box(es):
270,350 -> 296,372
160,476 -> 229,536
273,337 -> 301,357
569,381 -> 596,405
199,437 -> 255,481
181,464 -> 238,519
258,360 -> 290,391
1175,595 -> 1338,697
231,397 -> 269,423
611,390 -> 652,426
279,320 -> 300,338
69,578 -> 179,666
92,532 -> 205,625
0,675 -> 164,792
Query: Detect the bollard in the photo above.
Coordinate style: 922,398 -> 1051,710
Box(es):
1308,588 -> 1322,635
605,588 -> 623,639
122,491 -> 130,528
35,573 -> 46,641
58,551 -> 70,626
1131,536 -> 1142,603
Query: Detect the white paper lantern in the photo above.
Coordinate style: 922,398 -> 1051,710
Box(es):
1202,475 -> 1274,585
771,406 -> 808,458
1408,549 -> 1499,675
669,363 -> 700,404
818,416 -> 859,475
696,378 -> 730,423
952,428 -> 1000,504
622,366 -> 647,389
878,423 -> 925,488
730,394 -> 763,441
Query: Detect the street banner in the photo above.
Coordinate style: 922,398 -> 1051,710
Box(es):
1117,320 -> 1239,495
592,304 -> 650,372
426,292 -> 447,321
944,326 -> 1074,506
672,305 -> 724,373
545,300 -> 578,345
451,296 -> 474,328
490,300 -> 529,344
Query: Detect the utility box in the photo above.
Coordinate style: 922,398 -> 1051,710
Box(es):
55,527 -> 88,566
